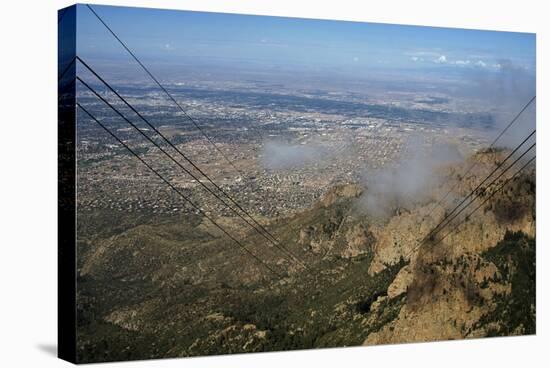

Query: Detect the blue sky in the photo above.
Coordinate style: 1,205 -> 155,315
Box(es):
74,3 -> 535,74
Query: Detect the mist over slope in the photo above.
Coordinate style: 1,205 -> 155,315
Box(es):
358,138 -> 463,218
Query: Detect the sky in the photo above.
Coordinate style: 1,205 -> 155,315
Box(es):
74,3 -> 536,75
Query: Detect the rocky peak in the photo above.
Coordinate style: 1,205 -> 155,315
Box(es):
319,183 -> 363,208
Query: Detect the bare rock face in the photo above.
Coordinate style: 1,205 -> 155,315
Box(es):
364,252 -> 512,346
365,288 -> 481,344
367,203 -> 438,275
319,183 -> 363,208
298,226 -> 324,253
387,265 -> 413,299
342,223 -> 374,258
105,309 -> 141,332
367,168 -> 535,276
104,299 -> 159,332
369,295 -> 388,313
295,183 -> 371,257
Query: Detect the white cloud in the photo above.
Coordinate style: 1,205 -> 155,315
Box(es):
434,55 -> 447,64
475,60 -> 487,68
410,56 -> 423,62
454,60 -> 471,66
405,50 -> 441,57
